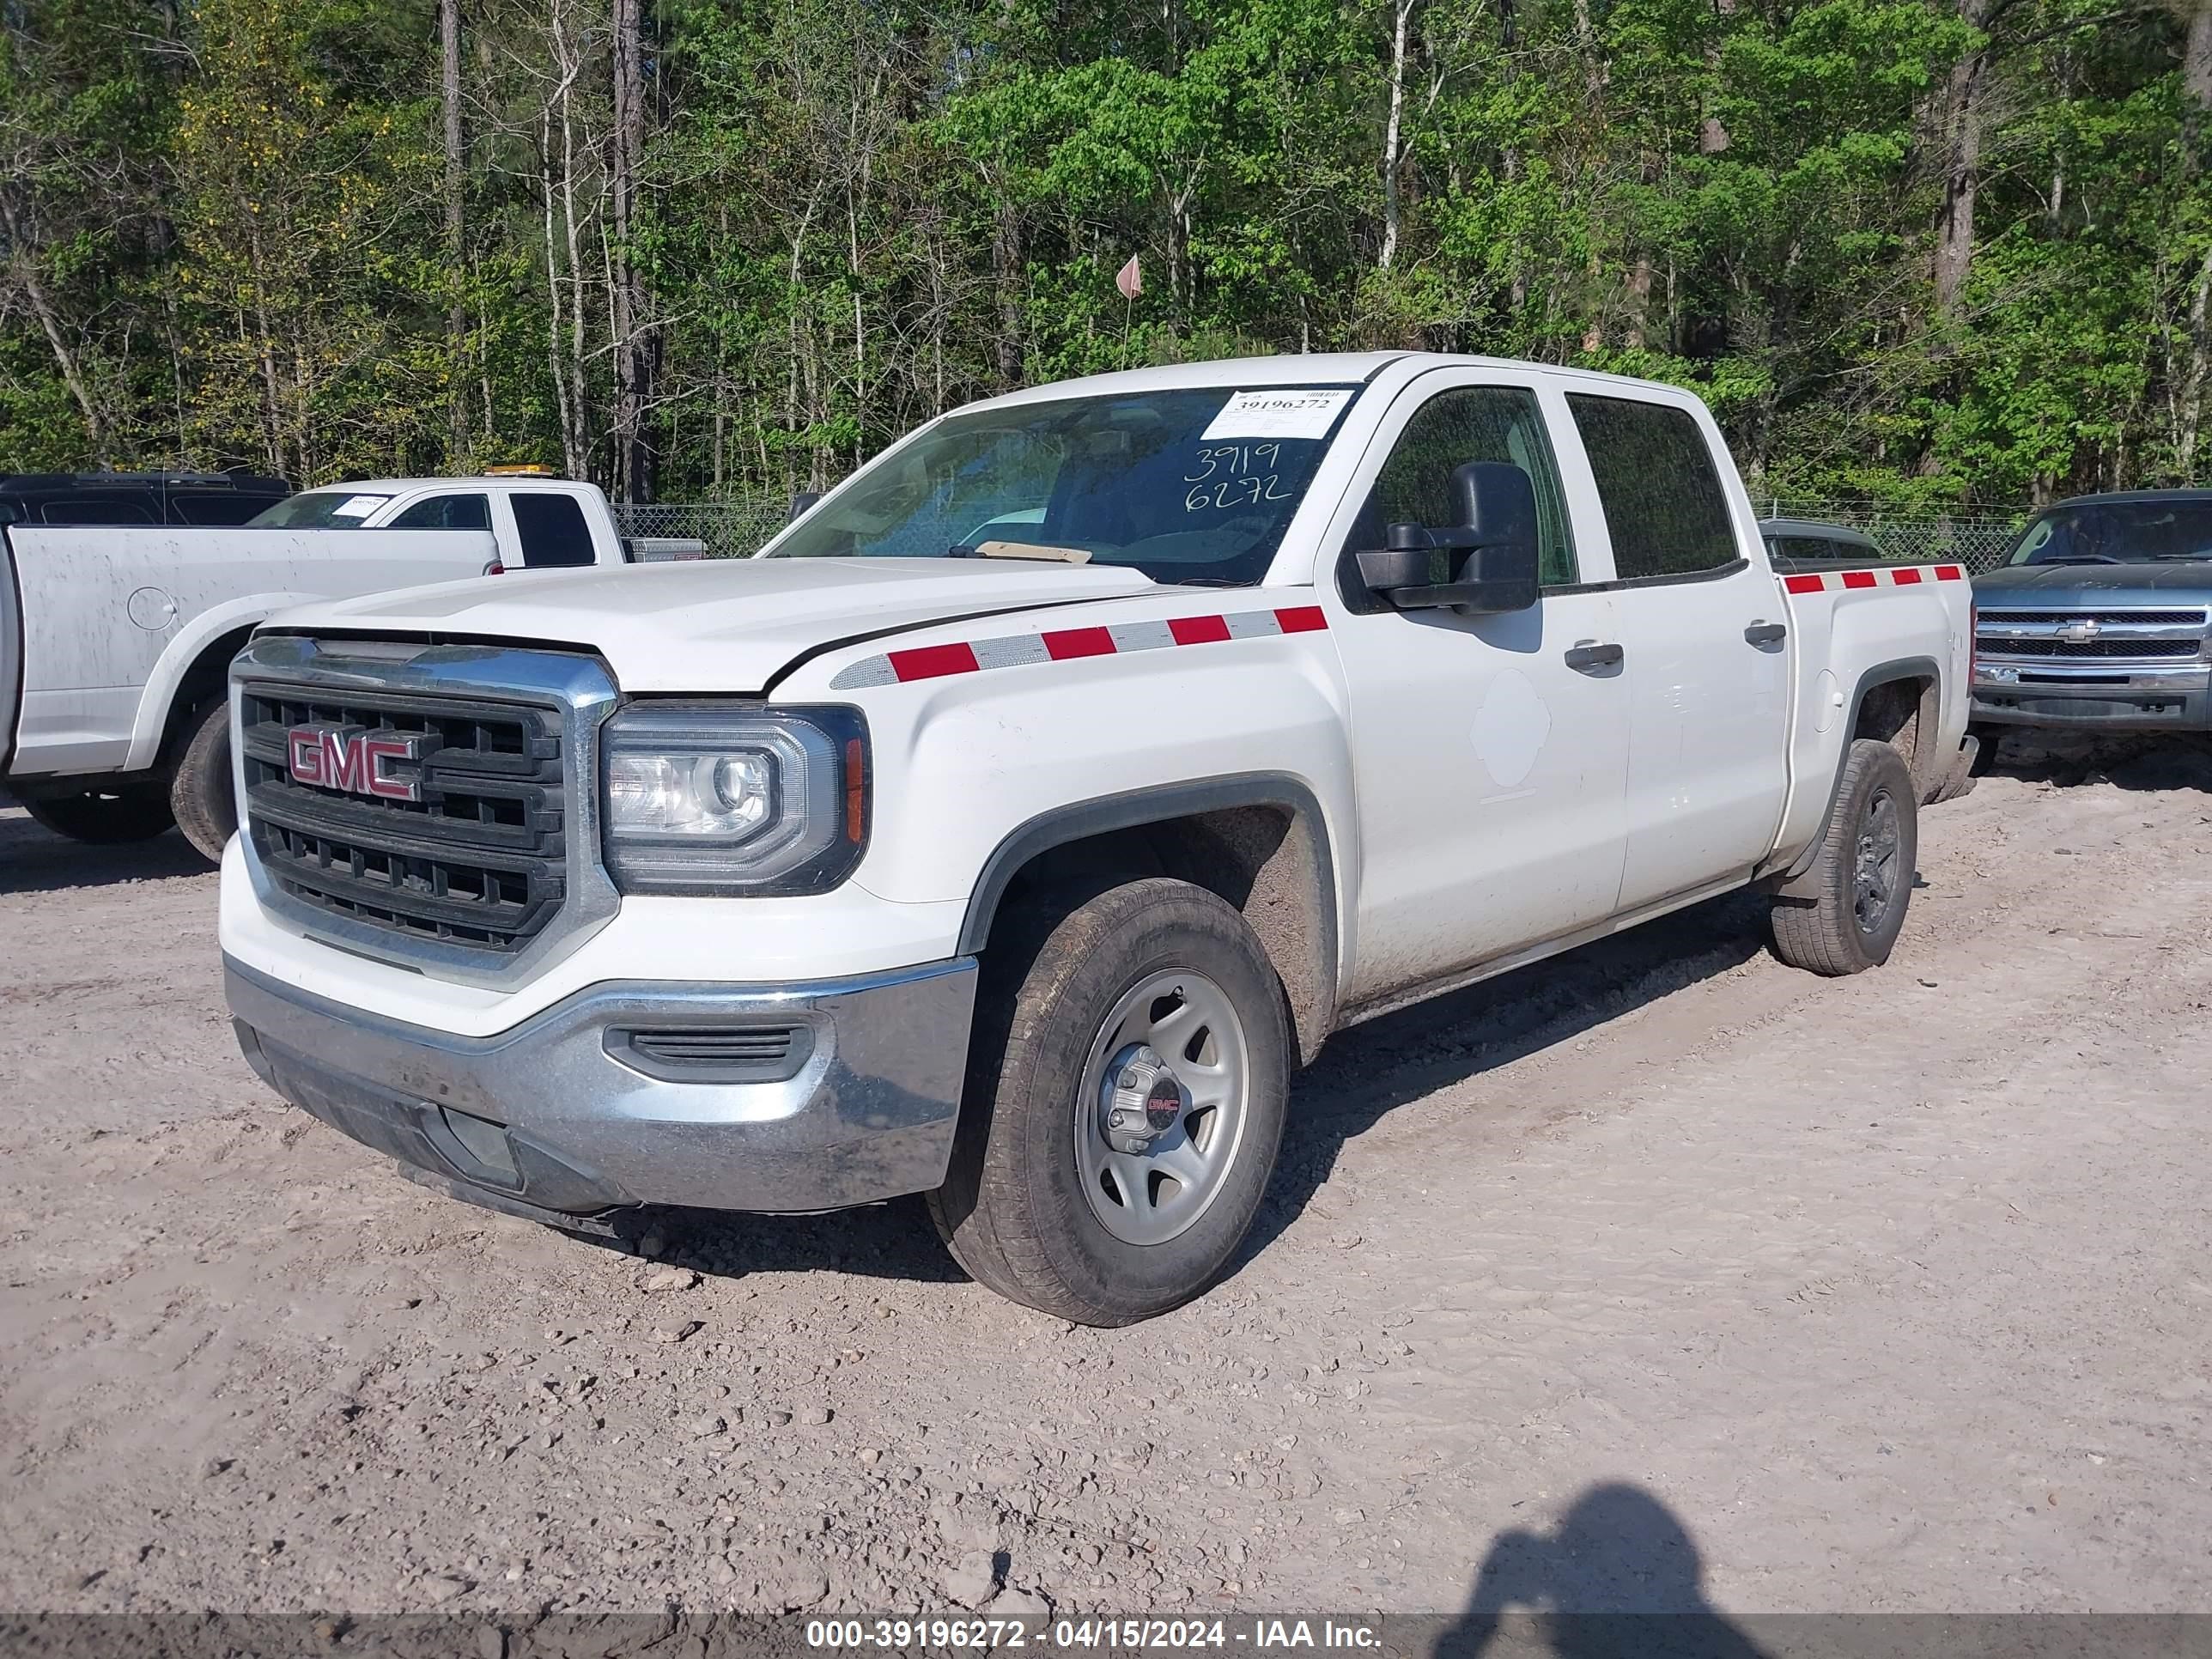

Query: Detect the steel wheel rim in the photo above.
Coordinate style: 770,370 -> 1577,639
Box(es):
1074,968 -> 1250,1247
1853,787 -> 1901,934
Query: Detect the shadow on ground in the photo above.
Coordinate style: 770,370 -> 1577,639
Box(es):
619,887 -> 1774,1291
0,807 -> 213,894
1437,1483 -> 1770,1658
1242,886 -> 1771,1267
1983,728 -> 2212,792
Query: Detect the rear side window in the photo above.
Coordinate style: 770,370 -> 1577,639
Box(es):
389,493 -> 492,530
1567,395 -> 1739,580
171,492 -> 282,526
40,494 -> 158,525
510,493 -> 595,568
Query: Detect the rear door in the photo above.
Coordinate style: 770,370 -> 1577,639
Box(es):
1562,389 -> 1791,911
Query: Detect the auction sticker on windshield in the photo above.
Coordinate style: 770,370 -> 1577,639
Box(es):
1201,388 -> 1354,441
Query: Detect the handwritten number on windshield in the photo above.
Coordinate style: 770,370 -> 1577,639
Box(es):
1183,443 -> 1287,512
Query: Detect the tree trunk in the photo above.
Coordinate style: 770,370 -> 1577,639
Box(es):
1934,0 -> 1996,319
1379,0 -> 1413,270
990,187 -> 1022,386
2178,7 -> 2212,470
441,0 -> 466,466
1,196 -> 111,465
611,0 -> 653,501
2185,3 -> 2212,181
1699,0 -> 1735,155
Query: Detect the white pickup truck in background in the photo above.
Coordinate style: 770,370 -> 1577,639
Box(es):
219,353 -> 1978,1323
1,474 -> 700,860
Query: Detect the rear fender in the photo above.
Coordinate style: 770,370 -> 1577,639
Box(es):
125,594 -> 314,770
1766,654 -> 1939,884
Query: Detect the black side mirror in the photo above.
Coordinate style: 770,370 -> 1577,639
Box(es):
788,489 -> 823,522
1356,461 -> 1540,614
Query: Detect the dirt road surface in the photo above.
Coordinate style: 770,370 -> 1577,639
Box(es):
3,734 -> 2209,1621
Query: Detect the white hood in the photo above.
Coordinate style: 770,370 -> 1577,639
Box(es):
265,557 -> 1158,691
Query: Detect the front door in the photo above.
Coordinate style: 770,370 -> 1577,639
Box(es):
1322,374 -> 1634,1005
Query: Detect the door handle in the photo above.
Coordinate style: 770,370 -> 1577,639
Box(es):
1564,641 -> 1625,672
1744,620 -> 1788,646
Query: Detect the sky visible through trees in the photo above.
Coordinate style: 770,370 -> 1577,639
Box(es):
3,0 -> 2207,507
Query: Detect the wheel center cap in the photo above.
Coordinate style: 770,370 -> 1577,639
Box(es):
1102,1043 -> 1182,1154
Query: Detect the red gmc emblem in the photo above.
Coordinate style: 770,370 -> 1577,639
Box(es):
286,725 -> 422,802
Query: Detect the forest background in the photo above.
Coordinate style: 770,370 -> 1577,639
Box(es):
3,0 -> 2209,512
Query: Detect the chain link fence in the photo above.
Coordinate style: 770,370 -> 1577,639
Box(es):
618,495 -> 2032,574
1759,499 -> 2026,574
611,499 -> 787,559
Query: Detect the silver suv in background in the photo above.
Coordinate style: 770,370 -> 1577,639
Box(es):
1971,491 -> 2212,735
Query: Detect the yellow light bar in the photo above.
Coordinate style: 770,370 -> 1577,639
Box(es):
481,463 -> 559,477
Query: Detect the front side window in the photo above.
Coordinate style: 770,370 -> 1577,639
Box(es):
510,492 -> 596,567
1348,386 -> 1578,586
390,493 -> 492,530
768,386 -> 1361,587
1568,394 -> 1739,580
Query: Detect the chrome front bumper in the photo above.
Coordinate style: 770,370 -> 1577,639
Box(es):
225,955 -> 979,1220
1972,662 -> 2212,731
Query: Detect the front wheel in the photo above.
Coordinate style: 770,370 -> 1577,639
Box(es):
20,786 -> 176,846
1769,738 -> 1918,976
169,696 -> 237,863
927,878 -> 1290,1325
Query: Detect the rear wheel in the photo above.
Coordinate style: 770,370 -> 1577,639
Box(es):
20,786 -> 176,846
169,696 -> 237,863
927,878 -> 1290,1325
1769,738 -> 1917,976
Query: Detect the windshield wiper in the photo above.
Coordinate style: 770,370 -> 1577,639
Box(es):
2030,554 -> 2125,565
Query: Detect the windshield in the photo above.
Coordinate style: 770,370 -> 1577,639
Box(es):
248,490 -> 392,528
2008,499 -> 2212,565
767,386 -> 1360,586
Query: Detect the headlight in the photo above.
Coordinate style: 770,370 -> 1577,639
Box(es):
601,704 -> 867,894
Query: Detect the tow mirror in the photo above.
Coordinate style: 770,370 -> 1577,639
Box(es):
788,489 -> 823,522
1356,461 -> 1540,614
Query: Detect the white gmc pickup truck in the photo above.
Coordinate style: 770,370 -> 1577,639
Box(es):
219,354 -> 1977,1323
2,475 -> 690,860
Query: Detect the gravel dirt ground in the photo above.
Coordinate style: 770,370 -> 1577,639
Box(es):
2,732 -> 2209,1621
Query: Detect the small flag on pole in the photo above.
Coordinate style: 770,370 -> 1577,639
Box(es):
1115,255 -> 1143,301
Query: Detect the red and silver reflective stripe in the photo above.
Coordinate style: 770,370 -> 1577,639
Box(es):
1782,564 -> 1964,595
829,606 -> 1328,690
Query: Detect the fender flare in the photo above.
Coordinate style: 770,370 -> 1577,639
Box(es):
125,592 -> 315,770
1770,654 -> 1942,885
957,772 -> 1343,1060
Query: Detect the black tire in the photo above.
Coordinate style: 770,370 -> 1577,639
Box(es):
927,877 -> 1291,1325
169,696 -> 237,863
1966,722 -> 2003,778
1769,738 -> 1917,976
20,785 -> 176,845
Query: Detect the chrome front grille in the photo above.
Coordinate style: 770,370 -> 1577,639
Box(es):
1976,607 -> 2208,668
1973,637 -> 2201,659
239,684 -> 568,953
1978,608 -> 2206,626
232,635 -> 620,985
